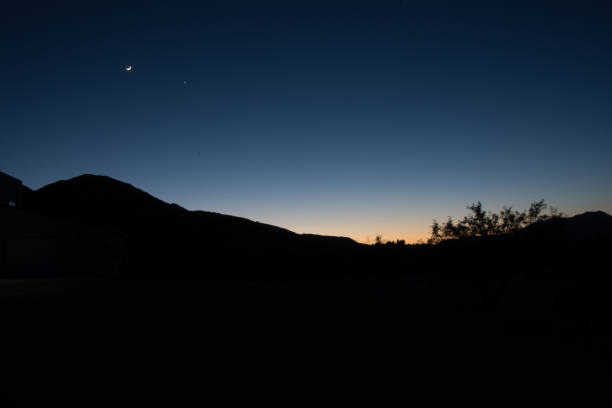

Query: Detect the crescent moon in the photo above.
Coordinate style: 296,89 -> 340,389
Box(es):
125,65 -> 132,71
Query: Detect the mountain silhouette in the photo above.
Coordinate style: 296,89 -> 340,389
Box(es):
563,210 -> 612,240
22,174 -> 358,276
6,172 -> 610,278
520,210 -> 612,241
27,174 -> 295,244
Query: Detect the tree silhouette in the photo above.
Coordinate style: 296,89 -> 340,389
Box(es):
428,200 -> 563,244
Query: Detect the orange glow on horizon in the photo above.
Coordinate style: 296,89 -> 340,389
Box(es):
291,226 -> 431,245
266,215 -> 435,246
350,233 -> 428,245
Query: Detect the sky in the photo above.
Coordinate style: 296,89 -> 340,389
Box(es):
2,1 -> 611,242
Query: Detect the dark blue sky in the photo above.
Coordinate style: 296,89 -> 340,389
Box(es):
2,1 -> 611,241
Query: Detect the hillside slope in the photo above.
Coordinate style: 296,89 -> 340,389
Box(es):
23,174 -> 358,275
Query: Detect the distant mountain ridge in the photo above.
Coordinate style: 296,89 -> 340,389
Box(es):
520,210 -> 612,241
3,171 -> 611,277
564,211 -> 612,240
22,174 -> 612,246
25,174 -> 358,252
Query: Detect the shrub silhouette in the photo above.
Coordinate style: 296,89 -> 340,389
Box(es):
374,235 -> 384,246
428,200 -> 563,244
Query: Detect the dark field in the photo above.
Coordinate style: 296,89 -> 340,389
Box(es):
2,276 -> 611,405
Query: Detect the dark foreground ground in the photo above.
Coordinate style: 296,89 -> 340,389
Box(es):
2,275 -> 611,405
